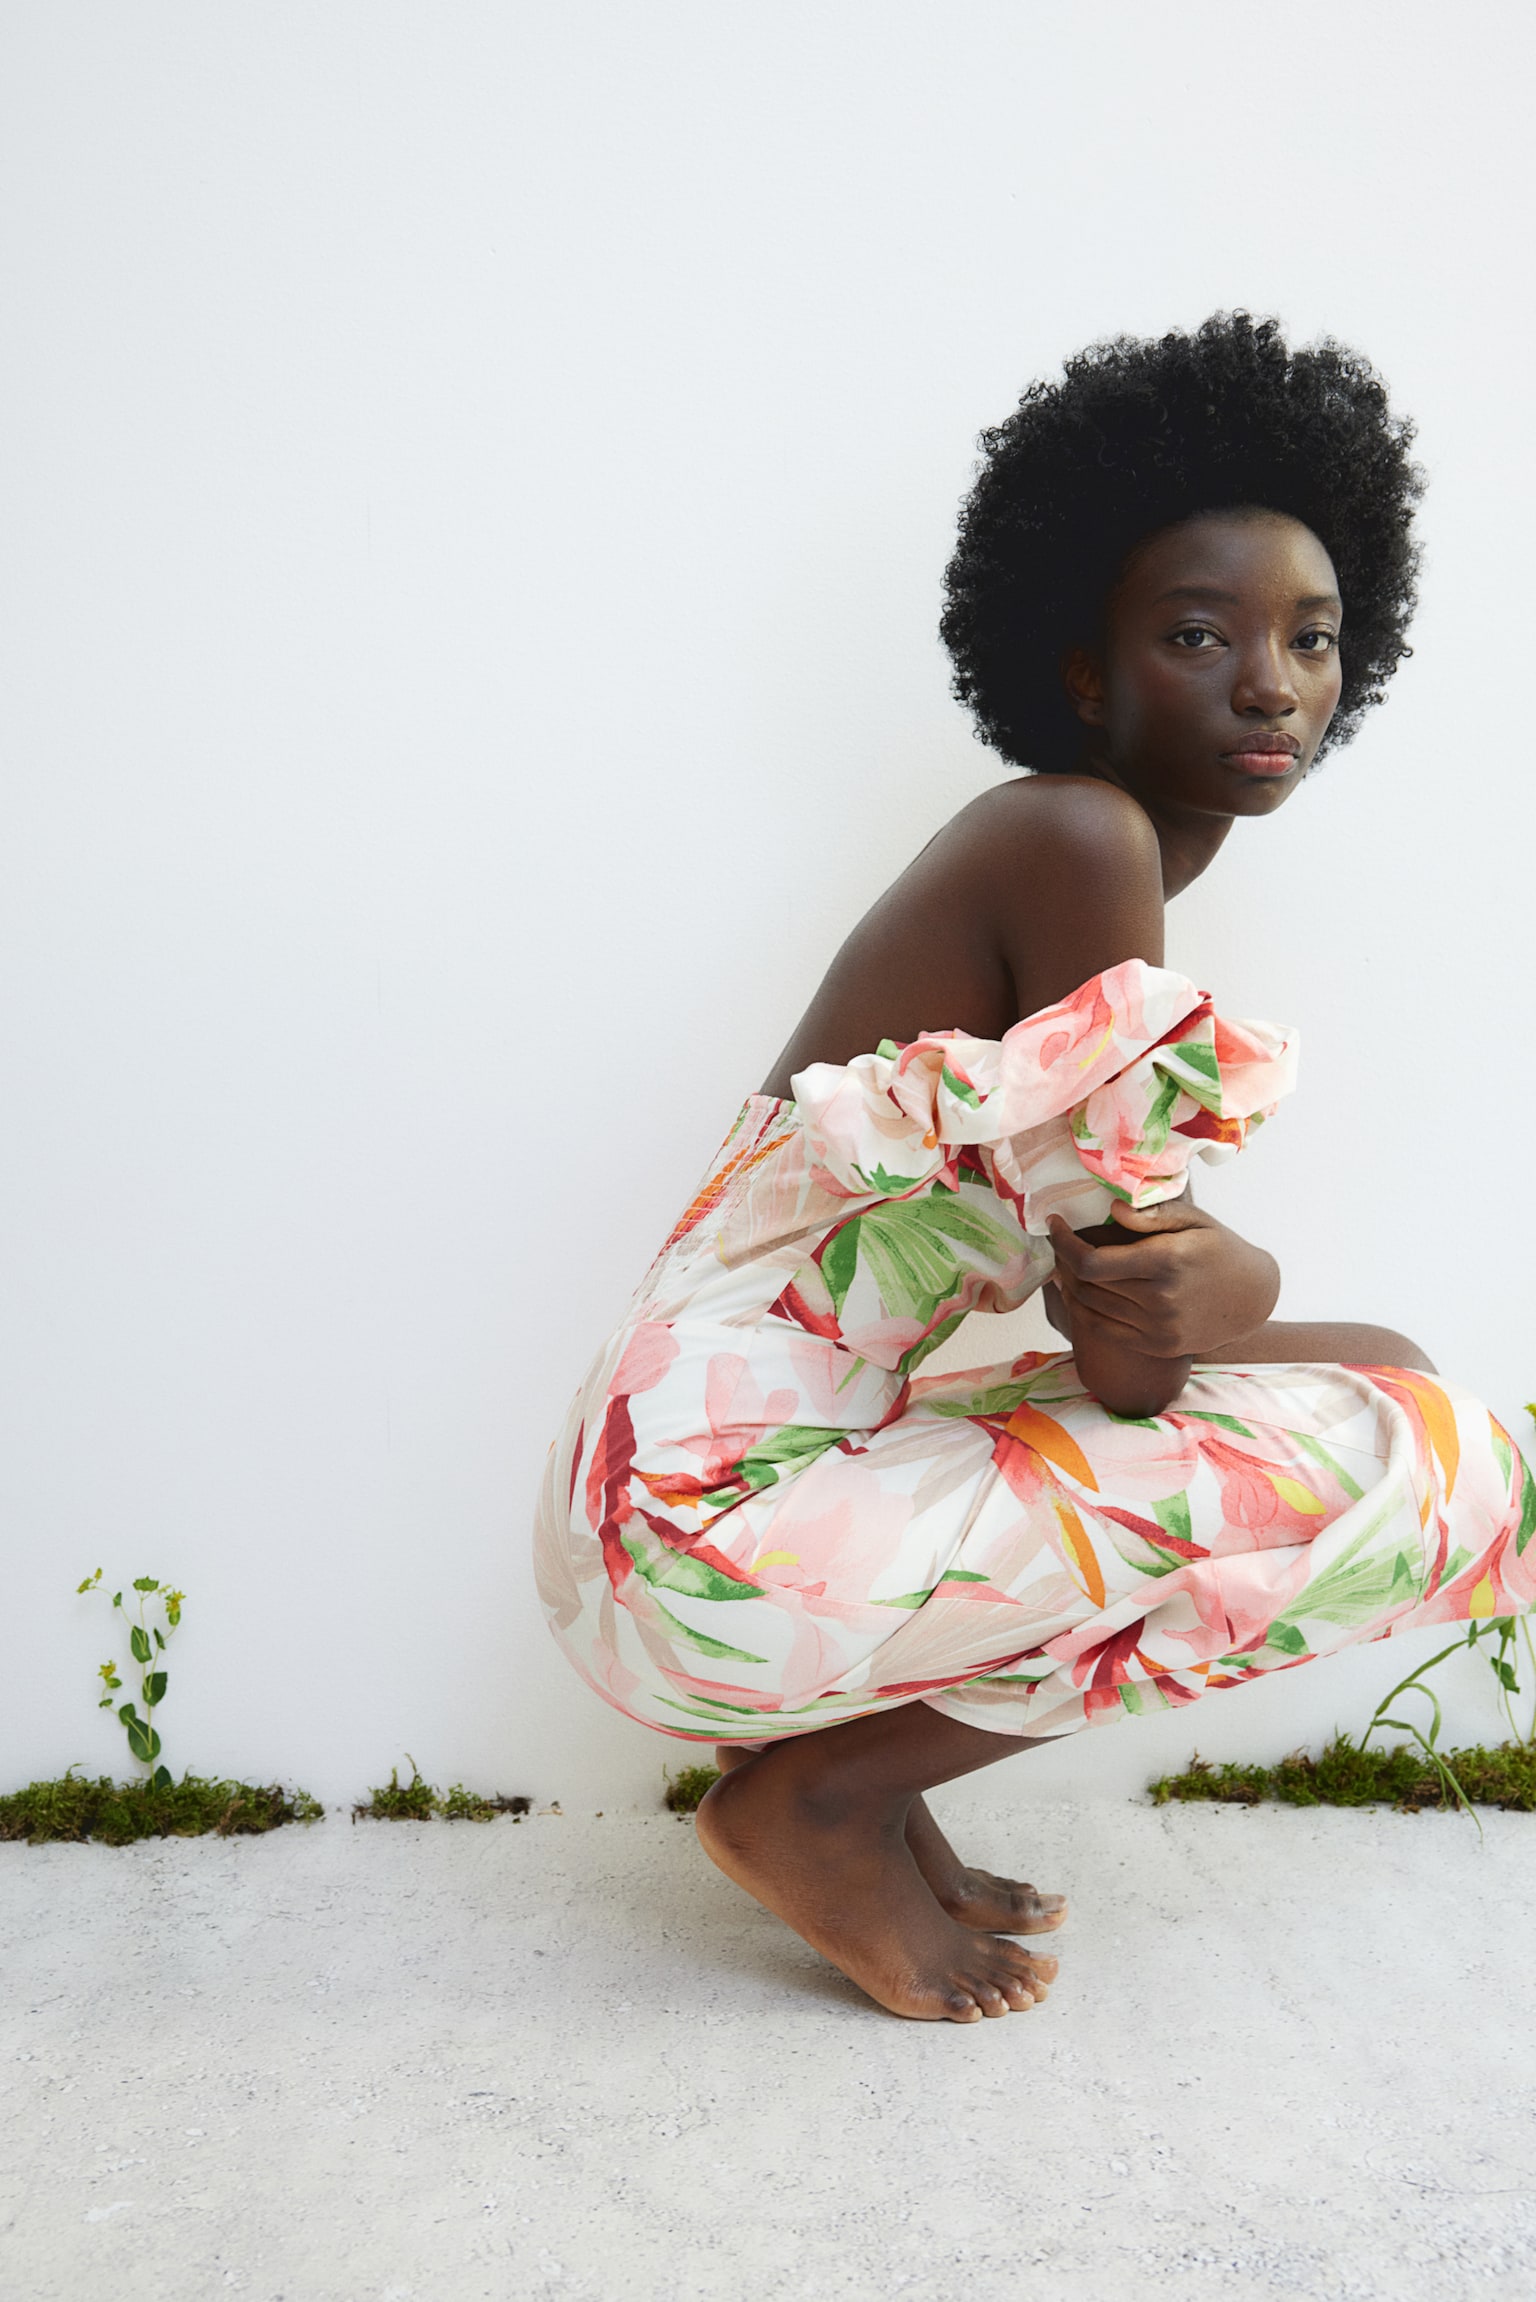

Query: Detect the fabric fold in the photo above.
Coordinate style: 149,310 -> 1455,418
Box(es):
790,957 -> 1298,1233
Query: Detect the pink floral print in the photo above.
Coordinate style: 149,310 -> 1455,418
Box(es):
534,963 -> 1535,1744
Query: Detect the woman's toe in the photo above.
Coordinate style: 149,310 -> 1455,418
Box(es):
995,1936 -> 1049,1982
1013,1887 -> 1067,1930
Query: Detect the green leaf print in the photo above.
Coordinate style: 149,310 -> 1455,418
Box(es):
940,1568 -> 990,1583
1266,1621 -> 1310,1656
929,1377 -> 1040,1421
819,1219 -> 862,1316
1166,1038 -> 1222,1103
1291,1429 -> 1366,1503
1291,1532 -> 1421,1629
621,1529 -> 763,1602
1131,1549 -> 1182,1580
658,1694 -> 775,1723
939,1065 -> 982,1108
650,1597 -> 768,1665
1117,1491 -> 1197,1577
876,1590 -> 934,1609
899,1307 -> 969,1375
857,1163 -> 925,1195
701,1423 -> 849,1506
1181,1410 -> 1257,1439
854,1193 -> 1021,1330
1516,1455 -> 1536,1556
1138,1069 -> 1182,1156
1153,1491 -> 1193,1545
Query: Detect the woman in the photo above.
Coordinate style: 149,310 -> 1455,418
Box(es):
535,314 -> 1536,2022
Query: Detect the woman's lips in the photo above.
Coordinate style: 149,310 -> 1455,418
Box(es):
1220,740 -> 1301,778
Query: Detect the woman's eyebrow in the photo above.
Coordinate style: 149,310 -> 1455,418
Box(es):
1153,585 -> 1342,609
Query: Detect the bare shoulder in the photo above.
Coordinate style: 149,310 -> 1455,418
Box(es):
934,774 -> 1166,1014
945,773 -> 1162,882
759,774 -> 1166,1088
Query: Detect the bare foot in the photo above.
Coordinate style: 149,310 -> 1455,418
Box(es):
696,1744 -> 1057,2022
714,1749 -> 1066,1937
903,1796 -> 1068,1935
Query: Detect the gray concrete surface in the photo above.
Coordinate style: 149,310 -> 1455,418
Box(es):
3,1791 -> 1535,2301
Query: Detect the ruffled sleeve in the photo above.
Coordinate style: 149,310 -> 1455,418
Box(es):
790,959 -> 1297,1234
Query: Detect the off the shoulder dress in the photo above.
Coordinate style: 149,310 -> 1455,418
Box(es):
535,961 -> 1535,1744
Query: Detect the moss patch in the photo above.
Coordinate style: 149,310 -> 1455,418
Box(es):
1149,1737 -> 1536,1813
0,1773 -> 324,1846
352,1765 -> 532,1823
664,1764 -> 721,1814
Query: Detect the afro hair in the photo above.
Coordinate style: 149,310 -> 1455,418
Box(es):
940,312 -> 1423,774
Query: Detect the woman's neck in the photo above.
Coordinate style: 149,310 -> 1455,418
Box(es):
1073,755 -> 1235,899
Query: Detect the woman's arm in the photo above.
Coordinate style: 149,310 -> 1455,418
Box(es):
980,783 -> 1279,1415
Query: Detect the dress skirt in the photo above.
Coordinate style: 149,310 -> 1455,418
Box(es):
534,963 -> 1536,1744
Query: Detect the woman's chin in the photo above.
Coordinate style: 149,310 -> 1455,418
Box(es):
1214,766 -> 1304,814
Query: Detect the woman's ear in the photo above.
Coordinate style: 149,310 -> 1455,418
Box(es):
1062,646 -> 1106,727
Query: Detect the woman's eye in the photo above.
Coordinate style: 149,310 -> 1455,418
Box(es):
1169,625 -> 1222,650
1295,629 -> 1340,654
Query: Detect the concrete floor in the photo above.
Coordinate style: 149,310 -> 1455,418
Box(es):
3,1791 -> 1535,2302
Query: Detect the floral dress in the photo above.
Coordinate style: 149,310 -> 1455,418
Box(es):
535,962 -> 1536,1745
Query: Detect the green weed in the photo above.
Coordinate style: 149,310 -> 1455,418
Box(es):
664,1763 -> 721,1814
1149,1737 -> 1536,1813
0,1771 -> 323,1846
352,1759 -> 532,1822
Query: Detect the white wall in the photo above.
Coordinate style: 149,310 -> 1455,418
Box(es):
5,2 -> 1535,1810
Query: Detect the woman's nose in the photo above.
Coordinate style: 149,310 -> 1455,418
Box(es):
1231,641 -> 1299,718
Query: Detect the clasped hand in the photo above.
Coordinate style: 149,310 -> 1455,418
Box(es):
1045,1195 -> 1279,1366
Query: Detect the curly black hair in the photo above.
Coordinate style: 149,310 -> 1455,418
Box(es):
940,312 -> 1423,774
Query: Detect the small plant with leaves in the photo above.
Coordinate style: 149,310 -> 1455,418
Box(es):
351,1756 -> 532,1823
77,1570 -> 185,1790
1358,1612 -> 1536,1828
663,1763 -> 720,1815
1352,1404 -> 1536,1825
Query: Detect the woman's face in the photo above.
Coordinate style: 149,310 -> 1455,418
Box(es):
1065,508 -> 1343,819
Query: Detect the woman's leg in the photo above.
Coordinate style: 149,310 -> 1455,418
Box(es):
715,1742 -> 1067,1935
1209,1318 -> 1437,1372
697,1704 -> 1060,2023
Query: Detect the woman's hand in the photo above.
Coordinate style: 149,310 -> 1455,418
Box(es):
1048,1197 -> 1280,1360
1043,1197 -> 1280,1417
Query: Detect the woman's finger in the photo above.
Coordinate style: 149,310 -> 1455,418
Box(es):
1048,1216 -> 1164,1284
1059,1242 -> 1190,1304
1045,1215 -> 1093,1274
1049,1214 -> 1191,1289
1108,1194 -> 1206,1235
1059,1282 -> 1159,1339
